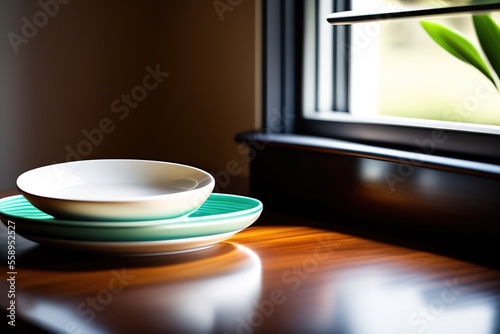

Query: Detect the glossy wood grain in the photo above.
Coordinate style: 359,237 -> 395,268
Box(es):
1,191 -> 499,334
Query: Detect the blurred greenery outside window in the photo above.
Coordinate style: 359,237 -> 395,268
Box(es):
310,0 -> 500,128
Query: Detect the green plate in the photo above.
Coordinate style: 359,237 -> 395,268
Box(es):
0,194 -> 262,242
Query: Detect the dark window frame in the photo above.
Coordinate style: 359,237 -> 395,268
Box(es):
262,0 -> 500,164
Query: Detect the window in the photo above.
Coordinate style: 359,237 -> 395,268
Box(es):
348,1 -> 500,127
306,0 -> 500,126
262,0 -> 500,164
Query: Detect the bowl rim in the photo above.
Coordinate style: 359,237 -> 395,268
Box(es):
16,159 -> 215,203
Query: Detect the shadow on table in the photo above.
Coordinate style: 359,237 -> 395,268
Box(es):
7,240 -> 249,272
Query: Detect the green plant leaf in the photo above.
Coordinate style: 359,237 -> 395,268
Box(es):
421,20 -> 497,88
473,14 -> 500,86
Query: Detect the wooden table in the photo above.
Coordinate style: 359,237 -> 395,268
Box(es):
1,190 -> 499,334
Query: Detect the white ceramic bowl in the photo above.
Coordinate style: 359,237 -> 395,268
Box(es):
16,159 -> 215,221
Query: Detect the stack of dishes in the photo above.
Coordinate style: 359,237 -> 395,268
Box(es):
0,159 -> 263,255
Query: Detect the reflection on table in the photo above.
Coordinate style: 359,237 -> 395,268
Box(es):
1,215 -> 500,333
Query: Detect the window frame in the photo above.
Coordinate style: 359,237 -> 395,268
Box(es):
262,0 -> 500,165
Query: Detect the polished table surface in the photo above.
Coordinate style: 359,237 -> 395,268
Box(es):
1,190 -> 500,334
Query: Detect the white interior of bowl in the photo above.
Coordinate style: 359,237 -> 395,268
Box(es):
16,159 -> 214,202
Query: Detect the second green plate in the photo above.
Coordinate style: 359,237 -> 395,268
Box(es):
0,194 -> 262,242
